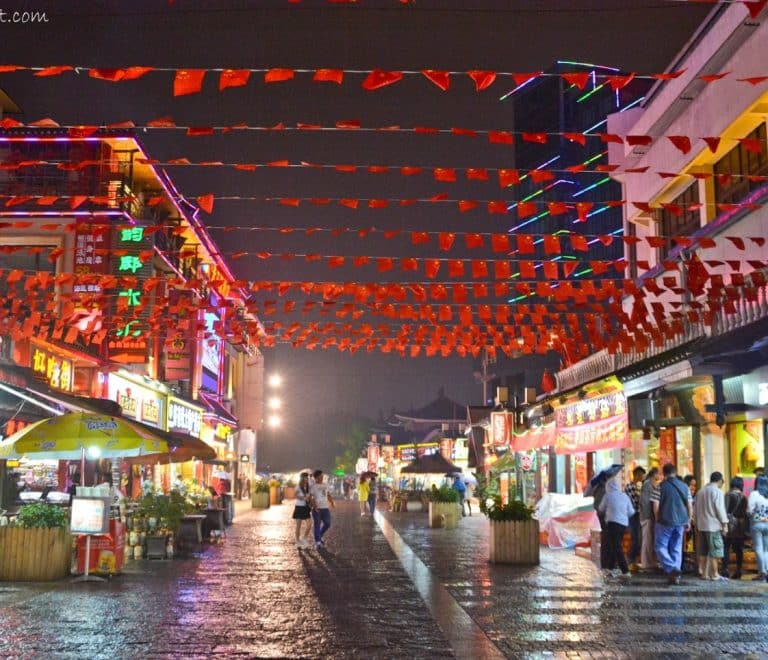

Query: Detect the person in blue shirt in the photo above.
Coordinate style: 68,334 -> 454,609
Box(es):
452,475 -> 467,517
651,463 -> 693,585
598,476 -> 636,581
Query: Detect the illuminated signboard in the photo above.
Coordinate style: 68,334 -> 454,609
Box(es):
107,373 -> 164,428
167,397 -> 203,438
70,497 -> 110,535
30,344 -> 73,392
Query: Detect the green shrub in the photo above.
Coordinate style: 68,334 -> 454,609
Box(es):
484,497 -> 534,522
15,503 -> 68,529
252,479 -> 270,493
428,484 -> 461,503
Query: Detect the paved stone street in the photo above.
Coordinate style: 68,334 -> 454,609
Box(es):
1,501 -> 768,659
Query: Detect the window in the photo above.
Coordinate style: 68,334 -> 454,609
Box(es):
654,183 -> 700,259
714,123 -> 768,206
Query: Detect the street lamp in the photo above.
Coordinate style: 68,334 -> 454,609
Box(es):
267,414 -> 281,428
268,373 -> 282,388
267,396 -> 282,410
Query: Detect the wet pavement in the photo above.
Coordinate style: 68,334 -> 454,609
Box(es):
1,501 -> 767,658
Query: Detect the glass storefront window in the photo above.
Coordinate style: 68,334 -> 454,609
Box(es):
572,453 -> 587,494
676,426 -> 695,478
729,421 -> 765,476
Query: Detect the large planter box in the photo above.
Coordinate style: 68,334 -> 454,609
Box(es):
489,520 -> 540,564
429,502 -> 461,529
0,526 -> 71,581
283,487 -> 296,500
252,492 -> 270,509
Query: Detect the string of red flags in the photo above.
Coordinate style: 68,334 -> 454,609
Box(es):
4,62 -> 768,95
4,153 -> 766,186
2,118 -> 764,155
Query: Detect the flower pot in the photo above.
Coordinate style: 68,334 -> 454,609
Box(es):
251,491 -> 270,509
0,526 -> 72,581
489,519 -> 540,564
283,487 -> 296,500
429,502 -> 461,529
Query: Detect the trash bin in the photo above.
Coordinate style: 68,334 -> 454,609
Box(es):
221,494 -> 234,525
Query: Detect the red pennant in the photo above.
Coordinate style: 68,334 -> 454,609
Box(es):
563,132 -> 587,146
491,234 -> 511,253
313,69 -> 344,84
517,202 -> 537,219
626,135 -> 653,146
512,72 -> 542,87
600,133 -> 623,145
173,69 -> 205,96
698,72 -> 730,83
606,73 -> 635,91
522,133 -> 547,145
466,168 -> 489,181
328,256 -> 345,269
265,68 -> 295,83
89,68 -> 126,82
362,70 -> 403,90
448,260 -> 465,278
651,70 -> 686,81
530,169 -> 554,183
516,235 -> 535,254
433,168 -> 457,182
544,235 -> 561,255
401,258 -> 418,272
494,261 -> 511,280
339,199 -> 359,209
458,200 -> 479,213
438,233 -> 456,251
547,202 -> 568,216
123,66 -> 154,81
743,1 -> 768,19
575,202 -> 594,222
498,169 -> 520,187
377,258 -> 394,272
411,232 -> 430,245
519,261 -> 536,279
562,72 -> 590,89
424,260 -> 441,279
737,75 -> 768,85
543,262 -> 559,280
468,70 -> 496,91
400,166 -> 422,176
465,233 -> 484,249
197,194 -> 214,214
219,69 -> 251,90
34,66 -> 73,77
487,201 -> 508,215
488,131 -> 514,145
422,70 -> 450,91
471,260 -> 488,279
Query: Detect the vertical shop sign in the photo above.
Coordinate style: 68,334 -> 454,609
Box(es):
657,428 -> 676,467
73,219 -> 111,293
491,412 -> 513,446
30,343 -> 73,392
164,290 -> 194,381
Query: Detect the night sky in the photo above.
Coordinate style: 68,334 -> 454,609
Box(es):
0,0 -> 712,469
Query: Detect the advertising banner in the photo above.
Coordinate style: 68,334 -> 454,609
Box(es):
554,391 -> 629,455
491,411 -> 514,446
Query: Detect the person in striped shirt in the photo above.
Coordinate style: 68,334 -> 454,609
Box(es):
625,466 -> 646,572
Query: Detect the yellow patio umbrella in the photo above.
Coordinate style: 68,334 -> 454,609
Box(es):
0,412 -> 169,462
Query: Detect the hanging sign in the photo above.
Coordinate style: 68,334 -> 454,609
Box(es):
107,373 -> 164,428
30,343 -> 73,392
491,411 -> 514,446
167,397 -> 203,438
554,392 -> 629,455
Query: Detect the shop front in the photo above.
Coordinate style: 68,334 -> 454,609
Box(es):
552,377 -> 630,493
166,396 -> 205,489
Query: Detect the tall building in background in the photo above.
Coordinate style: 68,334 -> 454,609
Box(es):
502,61 -> 652,293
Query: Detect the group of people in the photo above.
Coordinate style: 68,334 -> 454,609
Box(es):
291,470 -> 335,550
595,462 -> 768,586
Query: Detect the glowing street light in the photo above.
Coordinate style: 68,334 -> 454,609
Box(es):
268,396 -> 282,410
267,414 -> 282,428
268,373 -> 282,388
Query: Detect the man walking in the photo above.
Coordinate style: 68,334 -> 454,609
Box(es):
652,463 -> 692,585
452,475 -> 467,517
625,466 -> 646,571
693,472 -> 729,581
309,469 -> 335,549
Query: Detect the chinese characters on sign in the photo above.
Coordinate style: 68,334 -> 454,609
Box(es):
74,220 -> 110,294
167,398 -> 203,438
554,392 -> 630,455
491,411 -> 514,446
30,344 -> 73,391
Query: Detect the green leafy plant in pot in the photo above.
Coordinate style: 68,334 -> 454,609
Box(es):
428,484 -> 461,503
15,503 -> 68,528
252,479 -> 270,493
483,496 -> 534,522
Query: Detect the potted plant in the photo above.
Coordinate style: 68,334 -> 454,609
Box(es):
0,503 -> 71,580
484,497 -> 540,564
427,484 -> 462,529
251,479 -> 270,509
283,478 -> 296,500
